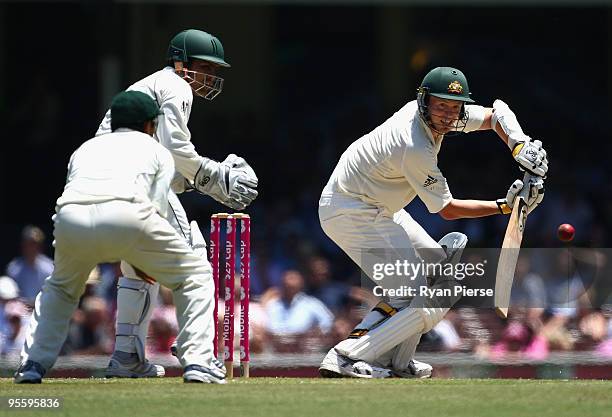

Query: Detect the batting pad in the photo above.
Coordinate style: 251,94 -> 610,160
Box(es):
115,277 -> 159,361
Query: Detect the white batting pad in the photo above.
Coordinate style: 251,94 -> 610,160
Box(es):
115,277 -> 159,361
335,307 -> 426,363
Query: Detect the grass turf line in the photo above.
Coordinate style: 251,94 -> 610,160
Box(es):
1,378 -> 611,417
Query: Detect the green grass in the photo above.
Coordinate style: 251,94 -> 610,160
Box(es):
1,378 -> 611,417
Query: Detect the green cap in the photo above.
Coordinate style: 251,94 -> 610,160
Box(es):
110,91 -> 162,131
167,29 -> 230,68
420,67 -> 475,103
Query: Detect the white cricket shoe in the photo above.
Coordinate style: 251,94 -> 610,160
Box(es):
14,360 -> 45,384
393,359 -> 433,378
105,352 -> 165,378
183,364 -> 227,384
170,342 -> 227,377
319,348 -> 393,379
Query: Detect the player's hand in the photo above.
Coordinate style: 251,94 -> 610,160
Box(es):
496,177 -> 544,215
194,155 -> 259,210
525,176 -> 545,214
220,154 -> 258,209
512,137 -> 548,177
496,179 -> 524,214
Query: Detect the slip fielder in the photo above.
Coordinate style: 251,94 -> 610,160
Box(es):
96,29 -> 258,378
15,91 -> 225,384
318,67 -> 547,378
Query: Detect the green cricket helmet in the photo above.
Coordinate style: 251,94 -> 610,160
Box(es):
419,67 -> 474,103
417,67 -> 475,134
167,29 -> 230,68
167,29 -> 228,100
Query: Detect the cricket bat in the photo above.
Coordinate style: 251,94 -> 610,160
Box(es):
494,173 -> 533,318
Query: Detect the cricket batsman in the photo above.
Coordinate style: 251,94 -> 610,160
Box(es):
318,67 -> 547,378
96,29 -> 258,378
15,91 -> 225,384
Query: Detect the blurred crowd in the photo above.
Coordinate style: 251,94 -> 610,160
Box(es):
2,224 -> 612,362
0,4 -> 610,370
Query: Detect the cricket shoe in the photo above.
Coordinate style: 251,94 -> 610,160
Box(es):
14,360 -> 45,384
170,342 -> 227,377
105,351 -> 165,378
393,359 -> 433,379
183,364 -> 227,384
319,348 -> 393,379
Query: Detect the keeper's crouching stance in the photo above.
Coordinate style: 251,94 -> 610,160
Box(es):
318,67 -> 547,378
97,29 -> 257,378
15,91 -> 224,384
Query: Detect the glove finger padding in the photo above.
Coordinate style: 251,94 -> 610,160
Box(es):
526,177 -> 545,214
238,177 -> 258,188
506,179 -> 524,207
223,154 -> 258,184
225,198 -> 247,211
513,137 -> 548,177
233,183 -> 258,200
496,179 -> 524,214
223,153 -> 241,165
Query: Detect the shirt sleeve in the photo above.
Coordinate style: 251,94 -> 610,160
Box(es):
150,146 -> 175,218
157,83 -> 203,182
463,105 -> 487,133
401,146 -> 453,213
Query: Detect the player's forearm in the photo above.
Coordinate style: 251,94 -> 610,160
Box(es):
171,150 -> 204,181
478,108 -> 510,147
492,120 -> 510,147
439,198 -> 500,220
158,108 -> 205,181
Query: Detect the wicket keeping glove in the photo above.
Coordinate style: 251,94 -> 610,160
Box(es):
194,154 -> 258,210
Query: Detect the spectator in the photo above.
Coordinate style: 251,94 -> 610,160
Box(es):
595,308 -> 612,358
6,225 -> 54,304
578,309 -> 608,352
63,296 -> 113,355
265,270 -> 334,336
149,286 -> 178,355
488,321 -> 536,360
1,300 -> 30,356
0,276 -> 30,356
510,256 -> 547,310
430,319 -> 462,352
305,255 -> 352,313
0,276 -> 19,336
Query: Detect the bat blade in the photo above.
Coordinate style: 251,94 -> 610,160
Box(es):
494,195 -> 529,318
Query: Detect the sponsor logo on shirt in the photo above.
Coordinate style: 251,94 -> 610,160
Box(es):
423,175 -> 438,188
182,101 -> 189,116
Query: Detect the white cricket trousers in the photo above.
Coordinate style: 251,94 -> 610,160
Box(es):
319,193 -> 446,366
319,193 -> 446,285
21,200 -> 215,371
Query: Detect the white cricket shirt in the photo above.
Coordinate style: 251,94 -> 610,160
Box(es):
322,100 -> 485,214
56,129 -> 175,218
96,67 -> 201,182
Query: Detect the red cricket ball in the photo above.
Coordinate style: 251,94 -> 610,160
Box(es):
557,223 -> 575,242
